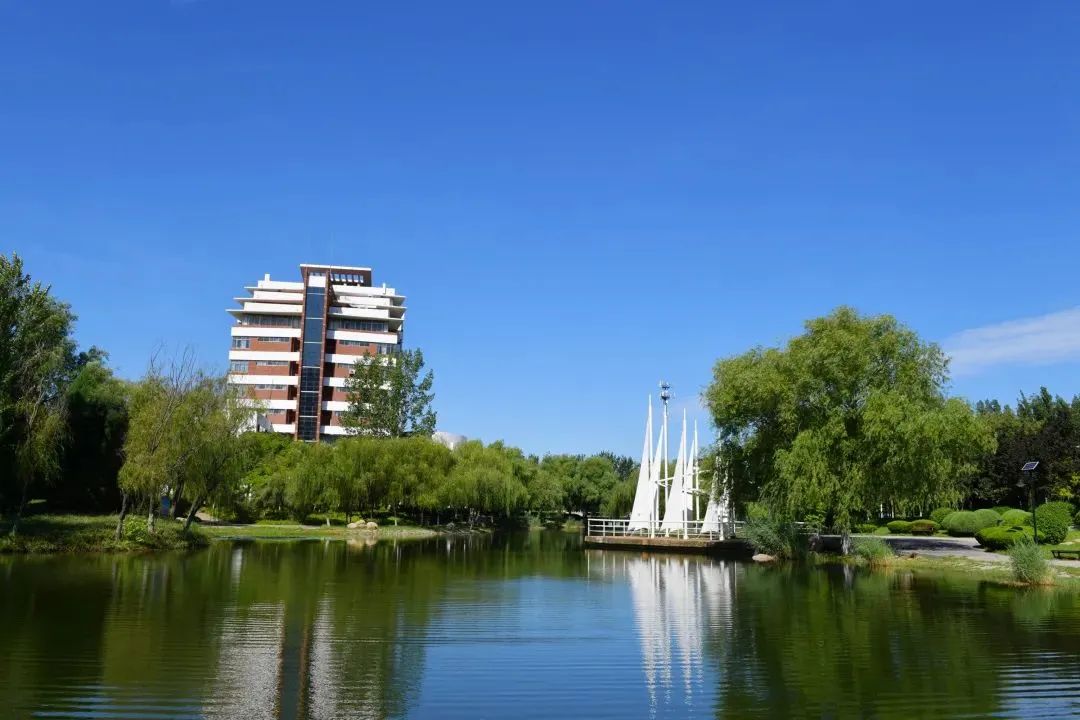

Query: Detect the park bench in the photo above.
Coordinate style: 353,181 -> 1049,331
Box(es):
1050,548 -> 1080,560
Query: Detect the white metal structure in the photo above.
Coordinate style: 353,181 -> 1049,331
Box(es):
588,390 -> 734,540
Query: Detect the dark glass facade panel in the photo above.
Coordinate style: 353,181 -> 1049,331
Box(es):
305,290 -> 326,317
302,342 -> 323,366
297,417 -> 317,439
298,392 -> 320,415
296,283 -> 327,441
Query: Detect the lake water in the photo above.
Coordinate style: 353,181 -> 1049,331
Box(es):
2,531 -> 1079,719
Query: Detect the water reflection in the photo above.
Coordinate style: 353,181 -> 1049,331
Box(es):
1,534 -> 1078,719
590,552 -> 735,716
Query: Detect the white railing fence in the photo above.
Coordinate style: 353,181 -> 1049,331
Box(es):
586,517 -> 743,540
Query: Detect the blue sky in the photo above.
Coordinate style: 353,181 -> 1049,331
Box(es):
6,1 -> 1080,456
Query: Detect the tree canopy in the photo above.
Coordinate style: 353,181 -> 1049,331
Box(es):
341,349 -> 436,438
0,253 -> 77,532
705,307 -> 994,533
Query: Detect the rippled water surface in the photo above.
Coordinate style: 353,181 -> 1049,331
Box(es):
2,532 -> 1079,719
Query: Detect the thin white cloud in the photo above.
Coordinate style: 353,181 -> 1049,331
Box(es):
944,306 -> 1080,376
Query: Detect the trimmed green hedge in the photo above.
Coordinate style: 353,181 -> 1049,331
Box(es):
910,519 -> 939,535
855,523 -> 878,534
999,509 -> 1032,527
975,524 -> 1043,550
991,506 -> 1013,516
873,526 -> 890,536
1034,501 -> 1074,545
887,520 -> 913,534
942,510 -> 1000,537
929,507 -> 954,525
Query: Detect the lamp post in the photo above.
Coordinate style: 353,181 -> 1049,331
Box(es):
1018,461 -> 1040,542
659,381 -> 671,481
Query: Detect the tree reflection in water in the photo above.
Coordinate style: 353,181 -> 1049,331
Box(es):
1,535 -> 1078,719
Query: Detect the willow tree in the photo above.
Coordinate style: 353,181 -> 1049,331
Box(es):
177,376 -> 255,532
116,352 -> 200,537
705,307 -> 992,550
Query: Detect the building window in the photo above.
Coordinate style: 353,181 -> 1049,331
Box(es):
328,319 -> 389,332
229,361 -> 248,373
376,344 -> 399,355
239,314 -> 300,328
255,360 -> 289,367
232,337 -> 251,349
264,337 -> 290,343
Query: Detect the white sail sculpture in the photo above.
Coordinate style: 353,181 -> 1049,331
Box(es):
660,411 -> 690,535
627,399 -> 656,532
625,396 -> 710,538
700,439 -> 732,537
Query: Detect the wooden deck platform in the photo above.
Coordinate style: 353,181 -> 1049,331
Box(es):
583,534 -> 752,557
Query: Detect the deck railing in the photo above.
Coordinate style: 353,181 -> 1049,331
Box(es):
585,517 -> 740,540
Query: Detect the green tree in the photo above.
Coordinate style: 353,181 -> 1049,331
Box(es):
229,431 -> 294,520
705,307 -> 993,550
50,355 -> 129,511
973,390 -> 1080,508
116,352 -> 201,537
341,349 -> 436,438
0,253 -> 76,534
283,443 -> 335,521
176,376 -> 256,532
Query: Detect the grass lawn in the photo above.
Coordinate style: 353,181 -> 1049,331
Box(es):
0,514 -> 205,554
1041,528 -> 1080,558
0,513 -> 439,554
199,522 -> 437,541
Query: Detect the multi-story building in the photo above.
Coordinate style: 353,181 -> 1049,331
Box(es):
227,264 -> 405,441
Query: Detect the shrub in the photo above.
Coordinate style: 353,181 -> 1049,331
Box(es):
124,516 -> 154,545
975,524 -> 1043,550
873,526 -> 890,536
886,520 -> 913,534
854,523 -> 878,534
742,517 -> 800,558
910,519 -> 939,535
929,507 -> 954,525
852,537 -> 893,566
1000,509 -> 1032,527
943,510 -> 999,537
991,506 -> 1012,516
1009,536 -> 1050,585
1075,508 -> 1080,527
1034,501 -> 1074,545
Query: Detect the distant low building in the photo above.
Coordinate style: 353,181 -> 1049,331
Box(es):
432,431 -> 467,450
227,263 -> 405,442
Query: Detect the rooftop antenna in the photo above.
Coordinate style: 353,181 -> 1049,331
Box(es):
659,381 -> 672,480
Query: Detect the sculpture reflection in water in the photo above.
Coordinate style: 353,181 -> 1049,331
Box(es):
589,550 -> 735,716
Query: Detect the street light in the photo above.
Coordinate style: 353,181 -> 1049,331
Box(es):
659,381 -> 672,481
1017,461 -> 1040,542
